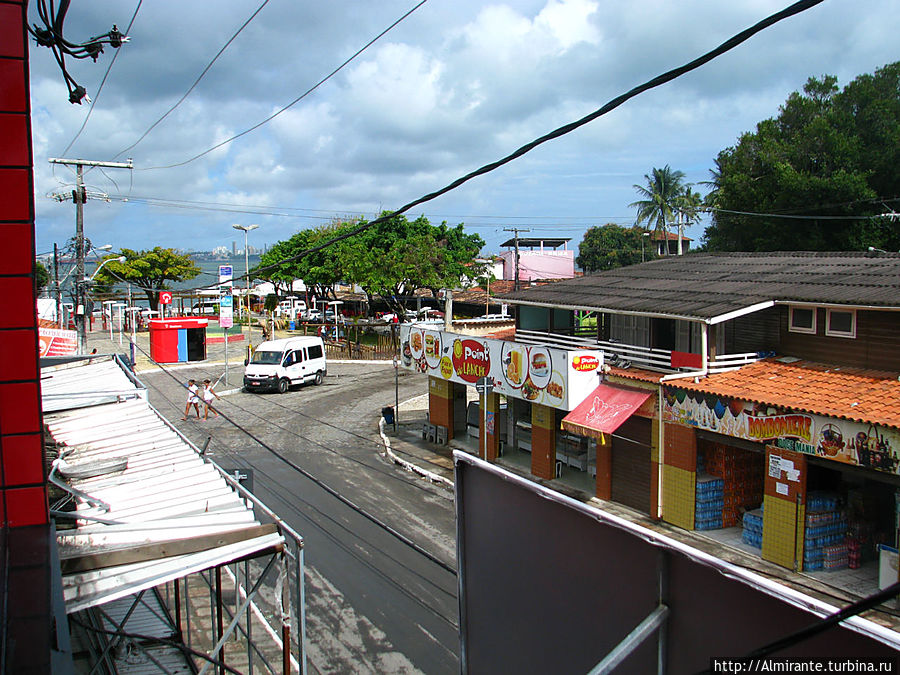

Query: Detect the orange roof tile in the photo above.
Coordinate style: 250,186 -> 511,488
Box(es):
671,359 -> 900,429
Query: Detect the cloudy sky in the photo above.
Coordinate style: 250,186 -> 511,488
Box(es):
29,0 -> 900,258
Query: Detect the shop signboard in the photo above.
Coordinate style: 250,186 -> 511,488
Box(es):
400,326 -> 602,411
38,326 -> 77,356
662,386 -> 900,475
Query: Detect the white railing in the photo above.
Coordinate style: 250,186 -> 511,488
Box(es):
515,329 -> 764,374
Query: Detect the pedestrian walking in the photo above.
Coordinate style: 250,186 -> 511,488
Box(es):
202,379 -> 221,420
182,379 -> 201,420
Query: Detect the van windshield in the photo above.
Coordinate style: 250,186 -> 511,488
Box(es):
251,350 -> 282,365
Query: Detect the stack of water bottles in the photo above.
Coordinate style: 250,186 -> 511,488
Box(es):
695,474 -> 724,530
741,507 -> 763,549
803,491 -> 846,571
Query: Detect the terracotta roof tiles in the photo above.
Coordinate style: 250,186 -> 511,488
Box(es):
672,359 -> 900,429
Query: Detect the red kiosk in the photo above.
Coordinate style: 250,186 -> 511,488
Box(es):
149,318 -> 208,363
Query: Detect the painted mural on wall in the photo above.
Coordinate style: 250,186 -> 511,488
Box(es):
662,386 -> 900,475
400,326 -> 602,411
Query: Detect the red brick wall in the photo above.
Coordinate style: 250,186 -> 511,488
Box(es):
0,0 -> 47,528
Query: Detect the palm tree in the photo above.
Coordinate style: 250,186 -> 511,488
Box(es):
629,165 -> 686,255
674,187 -> 703,254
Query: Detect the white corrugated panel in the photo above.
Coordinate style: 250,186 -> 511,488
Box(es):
44,359 -> 284,615
41,356 -> 147,412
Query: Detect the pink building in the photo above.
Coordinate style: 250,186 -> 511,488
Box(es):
499,237 -> 574,282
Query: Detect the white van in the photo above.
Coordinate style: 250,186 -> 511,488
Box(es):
243,336 -> 327,393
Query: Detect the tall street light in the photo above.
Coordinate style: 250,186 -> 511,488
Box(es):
641,231 -> 651,263
233,224 -> 259,350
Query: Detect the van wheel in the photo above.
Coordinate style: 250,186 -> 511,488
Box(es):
314,370 -> 324,386
277,378 -> 290,394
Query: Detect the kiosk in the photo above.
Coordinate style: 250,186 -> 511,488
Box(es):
148,318 -> 208,363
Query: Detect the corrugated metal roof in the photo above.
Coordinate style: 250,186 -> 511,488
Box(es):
41,355 -> 147,412
501,252 -> 900,320
45,360 -> 285,615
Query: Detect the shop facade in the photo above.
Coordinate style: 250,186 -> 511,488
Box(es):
655,373 -> 900,582
401,325 -> 665,511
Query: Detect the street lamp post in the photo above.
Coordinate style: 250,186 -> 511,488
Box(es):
233,224 -> 259,352
642,231 -> 651,263
392,356 -> 399,433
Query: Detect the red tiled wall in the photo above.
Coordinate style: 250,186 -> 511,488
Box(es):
595,439 -> 612,500
0,0 -> 48,528
664,423 -> 697,471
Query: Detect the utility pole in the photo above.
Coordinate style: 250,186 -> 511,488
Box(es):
504,227 -> 530,291
49,157 -> 133,354
53,243 -> 62,328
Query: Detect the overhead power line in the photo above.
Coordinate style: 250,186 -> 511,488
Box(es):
251,0 -> 829,279
140,0 -> 430,171
60,0 -> 144,156
110,0 -> 274,161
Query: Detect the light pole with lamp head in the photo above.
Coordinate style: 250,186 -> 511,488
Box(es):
81,255 -> 126,353
233,224 -> 259,353
642,231 -> 651,263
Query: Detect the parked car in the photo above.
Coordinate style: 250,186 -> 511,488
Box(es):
301,309 -> 322,322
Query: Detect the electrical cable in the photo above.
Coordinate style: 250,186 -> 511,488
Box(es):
132,340 -> 457,576
695,582 -> 900,672
140,0 -> 430,171
205,441 -> 459,625
246,0 -> 830,280
59,0 -> 143,155
109,0 -> 274,161
136,357 -> 460,626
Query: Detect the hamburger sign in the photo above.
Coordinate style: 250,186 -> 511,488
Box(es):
400,325 -> 603,411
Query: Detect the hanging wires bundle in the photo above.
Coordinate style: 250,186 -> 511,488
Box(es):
28,0 -> 129,104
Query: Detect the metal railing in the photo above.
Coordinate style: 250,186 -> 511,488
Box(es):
515,329 -> 763,373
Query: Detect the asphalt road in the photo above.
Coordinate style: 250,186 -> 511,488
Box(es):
140,361 -> 459,674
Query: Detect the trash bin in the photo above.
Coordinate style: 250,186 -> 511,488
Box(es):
382,406 -> 395,425
289,320 -> 295,331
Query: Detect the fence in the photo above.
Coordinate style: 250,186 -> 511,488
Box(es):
325,331 -> 398,360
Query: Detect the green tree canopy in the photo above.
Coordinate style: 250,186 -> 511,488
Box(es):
258,214 -> 485,316
340,213 -> 485,315
93,247 -> 201,310
577,224 -> 655,272
703,62 -> 900,251
34,260 -> 50,291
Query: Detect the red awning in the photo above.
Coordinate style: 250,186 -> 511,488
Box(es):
561,383 -> 652,440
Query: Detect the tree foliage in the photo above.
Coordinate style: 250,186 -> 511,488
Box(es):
34,260 -> 50,291
257,214 -> 485,315
703,62 -> 900,251
577,224 -> 655,272
93,247 -> 201,309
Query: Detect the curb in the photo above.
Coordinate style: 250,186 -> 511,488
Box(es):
378,417 -> 454,491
